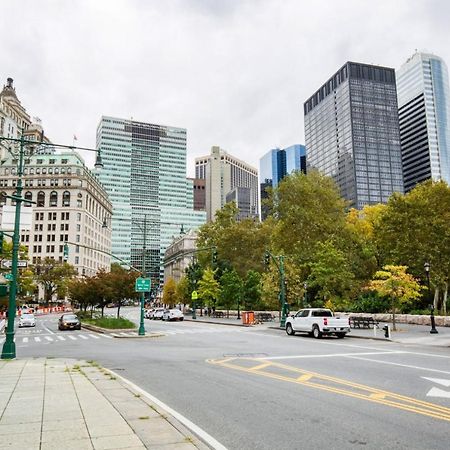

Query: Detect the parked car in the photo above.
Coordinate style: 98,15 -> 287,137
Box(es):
19,313 -> 36,328
162,309 -> 184,321
58,313 -> 81,331
144,309 -> 155,319
152,308 -> 166,320
285,308 -> 350,339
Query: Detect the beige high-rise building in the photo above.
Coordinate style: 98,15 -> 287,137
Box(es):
195,146 -> 258,222
0,151 -> 112,278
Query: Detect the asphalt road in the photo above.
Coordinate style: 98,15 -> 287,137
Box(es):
8,308 -> 450,450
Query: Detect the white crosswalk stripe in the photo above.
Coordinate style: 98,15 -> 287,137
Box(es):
23,337 -> 28,343
88,334 -> 100,339
45,336 -> 53,342
57,336 -> 65,341
34,337 -> 41,342
78,335 -> 88,340
67,335 -> 77,340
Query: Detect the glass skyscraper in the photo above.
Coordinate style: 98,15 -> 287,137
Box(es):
97,116 -> 206,286
259,144 -> 306,220
396,52 -> 450,192
304,62 -> 404,208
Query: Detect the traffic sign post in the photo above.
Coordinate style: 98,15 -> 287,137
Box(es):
191,290 -> 198,320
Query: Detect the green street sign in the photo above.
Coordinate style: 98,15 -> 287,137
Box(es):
135,277 -> 151,292
191,290 -> 198,300
4,273 -> 13,281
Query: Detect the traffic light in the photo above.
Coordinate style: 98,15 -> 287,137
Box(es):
212,248 -> 218,264
264,251 -> 270,267
63,243 -> 69,262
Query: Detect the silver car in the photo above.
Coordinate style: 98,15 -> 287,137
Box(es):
19,313 -> 36,328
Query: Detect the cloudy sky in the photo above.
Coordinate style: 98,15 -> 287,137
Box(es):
1,0 -> 449,175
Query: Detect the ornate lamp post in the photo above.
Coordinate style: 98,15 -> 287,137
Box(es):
424,262 -> 438,334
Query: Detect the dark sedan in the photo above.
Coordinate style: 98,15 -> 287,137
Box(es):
58,313 -> 81,331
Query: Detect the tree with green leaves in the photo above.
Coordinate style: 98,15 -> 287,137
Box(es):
375,181 -> 450,312
175,276 -> 190,306
306,240 -> 355,309
34,257 -> 77,303
366,265 -> 422,330
271,171 -> 348,264
163,277 -> 177,307
108,264 -> 139,318
219,269 -> 242,317
198,267 -> 221,312
242,270 -> 261,310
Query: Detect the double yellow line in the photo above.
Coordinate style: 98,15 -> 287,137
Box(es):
208,357 -> 450,422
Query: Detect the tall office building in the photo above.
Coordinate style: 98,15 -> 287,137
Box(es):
259,144 -> 306,220
397,52 -> 450,191
304,62 -> 404,208
195,146 -> 258,221
97,117 -> 206,286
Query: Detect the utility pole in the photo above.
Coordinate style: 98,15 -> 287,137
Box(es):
264,251 -> 288,328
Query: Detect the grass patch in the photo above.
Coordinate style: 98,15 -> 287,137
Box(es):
83,317 -> 136,329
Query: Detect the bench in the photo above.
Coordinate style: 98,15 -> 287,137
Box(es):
349,316 -> 379,329
256,313 -> 275,322
212,311 -> 225,318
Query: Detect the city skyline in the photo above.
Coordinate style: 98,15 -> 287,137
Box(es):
1,1 -> 449,175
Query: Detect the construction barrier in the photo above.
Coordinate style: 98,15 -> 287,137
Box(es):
242,311 -> 255,326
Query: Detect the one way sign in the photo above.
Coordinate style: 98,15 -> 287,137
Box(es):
1,260 -> 28,269
422,377 -> 450,399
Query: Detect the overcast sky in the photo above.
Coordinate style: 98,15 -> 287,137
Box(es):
1,0 -> 449,175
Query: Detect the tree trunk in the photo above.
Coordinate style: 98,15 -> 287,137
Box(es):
434,287 -> 439,310
117,304 -> 121,319
391,297 -> 397,331
90,304 -> 94,318
443,282 -> 448,316
101,305 -> 105,318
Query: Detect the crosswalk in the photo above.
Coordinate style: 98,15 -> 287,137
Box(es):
0,332 -> 116,346
0,326 -> 246,347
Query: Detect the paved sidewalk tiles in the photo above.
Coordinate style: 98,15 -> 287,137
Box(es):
0,358 -> 206,449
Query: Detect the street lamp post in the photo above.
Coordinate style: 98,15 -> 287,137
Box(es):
303,282 -> 308,308
0,131 -> 103,359
264,251 -> 288,328
424,262 -> 438,334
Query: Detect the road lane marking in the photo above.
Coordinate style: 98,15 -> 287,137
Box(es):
22,337 -> 28,343
78,335 -> 88,340
422,377 -> 450,387
249,362 -> 272,371
88,334 -> 100,339
67,335 -> 77,340
347,356 -> 450,375
42,323 -> 55,335
57,336 -> 65,341
209,357 -> 450,423
34,337 -> 41,342
45,336 -> 53,341
261,351 -> 405,360
101,334 -> 113,339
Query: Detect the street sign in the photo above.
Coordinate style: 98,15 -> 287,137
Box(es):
1,260 -> 28,269
191,290 -> 198,300
4,273 -> 13,281
135,277 -> 151,292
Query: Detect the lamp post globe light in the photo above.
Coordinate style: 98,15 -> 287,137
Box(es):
0,131 -> 103,359
424,262 -> 438,334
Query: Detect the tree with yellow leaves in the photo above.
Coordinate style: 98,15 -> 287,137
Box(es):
366,265 -> 422,330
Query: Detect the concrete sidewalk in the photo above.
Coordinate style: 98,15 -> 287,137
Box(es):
184,315 -> 450,347
0,358 -> 210,450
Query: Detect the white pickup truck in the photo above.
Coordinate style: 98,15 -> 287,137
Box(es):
285,308 -> 350,339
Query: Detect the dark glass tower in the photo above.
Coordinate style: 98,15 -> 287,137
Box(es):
304,62 -> 404,208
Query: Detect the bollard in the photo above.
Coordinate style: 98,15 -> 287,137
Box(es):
382,324 -> 390,339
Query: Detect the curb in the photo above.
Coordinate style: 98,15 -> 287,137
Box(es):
81,322 -> 136,334
184,318 -> 252,327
